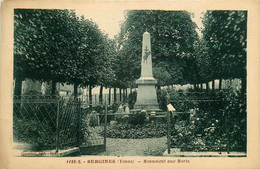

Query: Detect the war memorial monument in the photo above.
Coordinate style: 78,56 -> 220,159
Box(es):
133,32 -> 162,113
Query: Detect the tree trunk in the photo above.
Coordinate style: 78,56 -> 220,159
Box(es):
200,83 -> 203,90
195,84 -> 198,91
219,78 -> 222,90
124,89 -> 127,100
193,84 -> 196,90
99,85 -> 103,104
51,80 -> 56,95
74,83 -> 78,98
114,87 -> 117,102
212,79 -> 215,91
119,88 -> 122,101
122,89 -> 125,100
89,85 -> 92,107
108,88 -> 111,105
206,82 -> 209,92
126,88 -> 128,98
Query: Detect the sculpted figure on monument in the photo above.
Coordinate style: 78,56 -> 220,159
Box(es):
143,46 -> 151,64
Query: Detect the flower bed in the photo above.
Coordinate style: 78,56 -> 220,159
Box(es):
169,89 -> 246,152
106,122 -> 167,139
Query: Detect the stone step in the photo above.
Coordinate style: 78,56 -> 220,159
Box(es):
131,109 -> 163,112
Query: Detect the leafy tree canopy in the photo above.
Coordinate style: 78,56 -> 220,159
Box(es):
201,11 -> 247,80
117,10 -> 199,86
14,9 -> 114,92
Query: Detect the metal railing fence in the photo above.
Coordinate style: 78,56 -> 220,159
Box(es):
13,95 -> 82,151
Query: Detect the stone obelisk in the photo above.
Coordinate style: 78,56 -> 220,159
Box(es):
134,32 -> 159,110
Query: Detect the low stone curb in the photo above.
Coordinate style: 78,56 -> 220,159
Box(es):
15,147 -> 80,157
163,149 -> 246,157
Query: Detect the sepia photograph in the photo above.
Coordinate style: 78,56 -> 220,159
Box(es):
1,1 -> 260,169
12,8 -> 247,157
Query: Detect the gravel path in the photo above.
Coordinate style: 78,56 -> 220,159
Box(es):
97,137 -> 167,156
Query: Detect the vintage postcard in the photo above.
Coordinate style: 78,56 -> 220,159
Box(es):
0,0 -> 260,169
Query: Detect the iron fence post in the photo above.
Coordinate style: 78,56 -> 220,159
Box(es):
55,99 -> 60,152
225,114 -> 229,153
77,99 -> 81,147
167,109 -> 171,154
104,102 -> 107,151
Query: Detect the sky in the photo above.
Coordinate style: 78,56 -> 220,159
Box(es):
76,9 -> 126,39
76,9 -> 205,39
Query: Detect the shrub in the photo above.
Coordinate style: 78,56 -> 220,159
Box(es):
13,116 -> 57,151
89,111 -> 99,127
170,89 -> 246,152
157,90 -> 168,111
95,105 -> 105,113
128,111 -> 146,125
127,91 -> 137,109
110,101 -> 121,112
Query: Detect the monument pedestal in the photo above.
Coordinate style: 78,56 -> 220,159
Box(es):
134,77 -> 159,110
